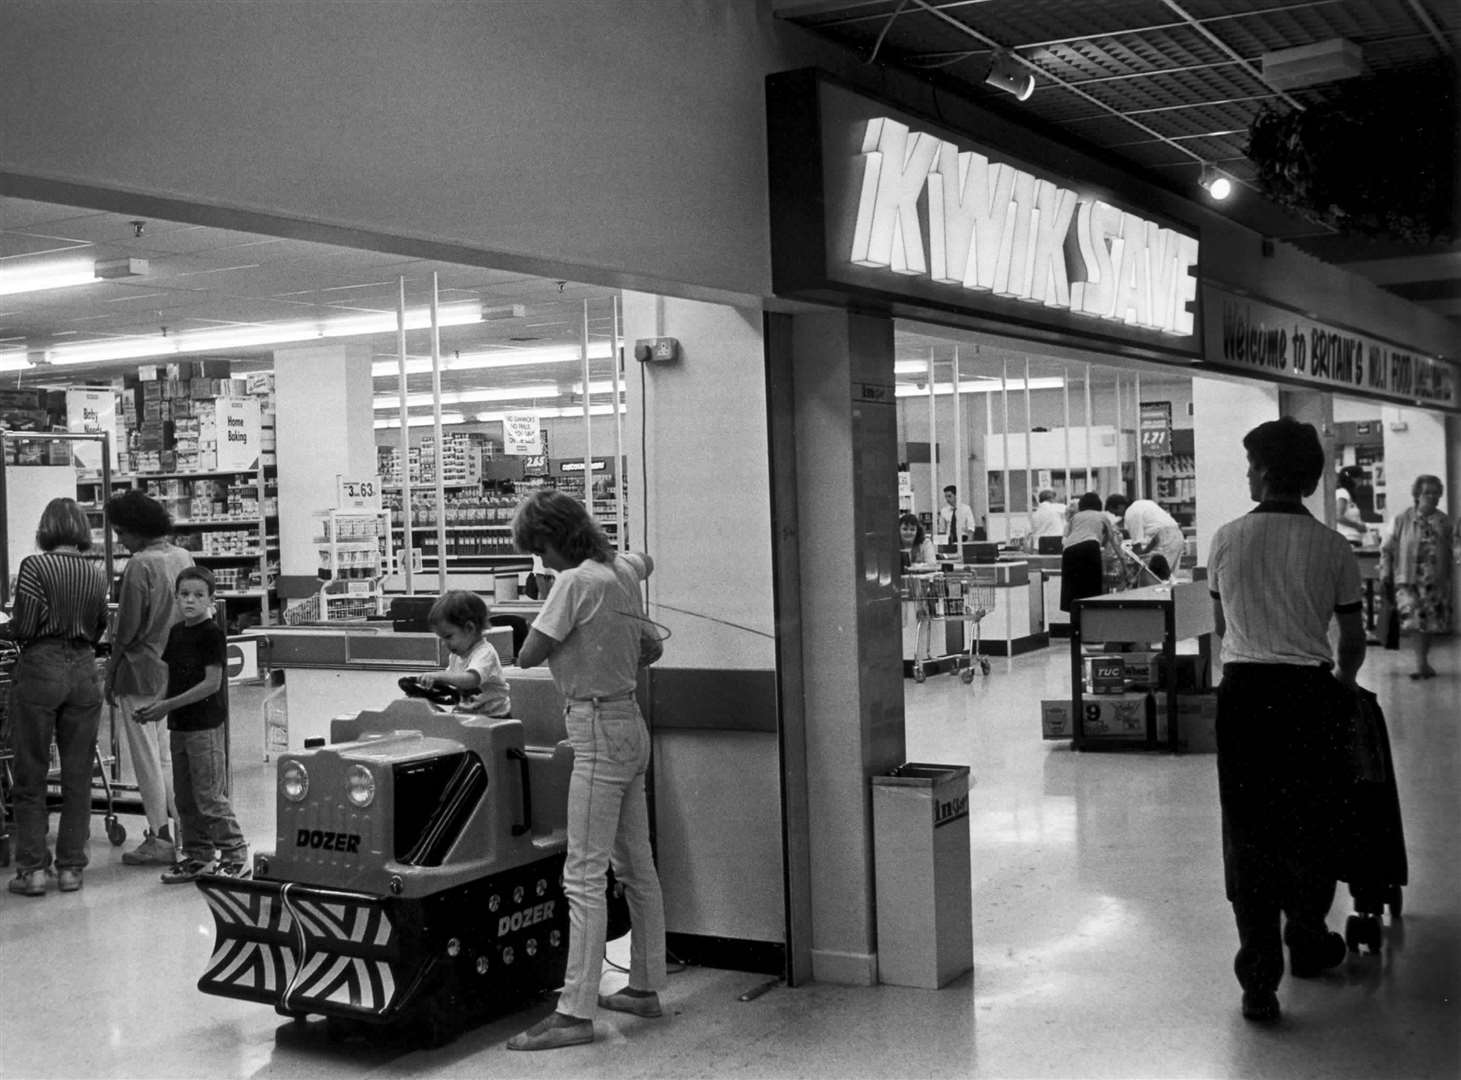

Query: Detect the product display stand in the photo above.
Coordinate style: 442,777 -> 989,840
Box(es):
1068,581 -> 1214,752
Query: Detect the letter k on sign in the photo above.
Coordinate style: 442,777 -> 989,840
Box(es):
851,118 -> 939,275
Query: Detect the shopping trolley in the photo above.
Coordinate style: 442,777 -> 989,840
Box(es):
0,642 -> 127,866
901,570 -> 997,684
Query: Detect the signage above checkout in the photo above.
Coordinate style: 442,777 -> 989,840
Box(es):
1201,285 -> 1460,415
767,69 -> 1202,364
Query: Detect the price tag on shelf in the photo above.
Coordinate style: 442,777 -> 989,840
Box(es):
337,475 -> 382,511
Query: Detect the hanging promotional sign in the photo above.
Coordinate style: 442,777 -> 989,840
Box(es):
214,396 -> 262,470
336,475 -> 382,511
1139,402 -> 1173,458
66,388 -> 117,471
1201,286 -> 1458,413
502,413 -> 543,456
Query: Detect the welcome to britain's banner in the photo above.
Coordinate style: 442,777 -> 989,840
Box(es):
1201,285 -> 1458,413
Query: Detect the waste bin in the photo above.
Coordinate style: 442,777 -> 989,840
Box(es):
871,762 -> 973,989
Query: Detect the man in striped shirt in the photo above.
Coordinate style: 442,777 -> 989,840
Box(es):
1208,416 -> 1366,1024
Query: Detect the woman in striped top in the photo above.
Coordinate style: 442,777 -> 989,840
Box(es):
3,498 -> 110,897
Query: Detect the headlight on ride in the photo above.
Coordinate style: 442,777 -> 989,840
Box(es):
346,764 -> 376,808
280,760 -> 309,802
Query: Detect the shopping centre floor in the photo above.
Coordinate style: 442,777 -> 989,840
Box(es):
2,637 -> 1457,1080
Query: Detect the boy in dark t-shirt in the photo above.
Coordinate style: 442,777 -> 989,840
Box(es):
135,567 -> 249,882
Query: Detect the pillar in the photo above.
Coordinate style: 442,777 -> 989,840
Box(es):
1192,376 -> 1279,563
271,343 -> 377,597
772,309 -> 905,985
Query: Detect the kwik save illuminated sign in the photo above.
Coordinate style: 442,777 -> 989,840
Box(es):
848,117 -> 1200,337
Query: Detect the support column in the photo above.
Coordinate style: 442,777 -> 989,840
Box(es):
775,309 -> 905,985
271,343 -> 377,598
1192,376 -> 1279,563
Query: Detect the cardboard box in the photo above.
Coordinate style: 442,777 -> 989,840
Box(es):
197,359 -> 231,378
166,360 -> 195,381
1041,693 -> 1217,750
137,364 -> 159,381
142,380 -> 163,400
1042,693 -> 1154,740
1154,694 -> 1219,753
1087,655 -> 1127,694
1155,654 -> 1212,693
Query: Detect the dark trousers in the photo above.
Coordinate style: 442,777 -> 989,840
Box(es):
1059,540 -> 1102,612
1217,664 -> 1348,992
10,639 -> 102,872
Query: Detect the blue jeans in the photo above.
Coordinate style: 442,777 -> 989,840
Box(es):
170,726 -> 247,865
557,696 -> 667,1019
10,640 -> 102,872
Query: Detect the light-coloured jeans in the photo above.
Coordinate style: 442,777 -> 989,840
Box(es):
556,696 -> 667,1019
116,693 -> 177,832
10,640 -> 102,871
172,726 -> 247,865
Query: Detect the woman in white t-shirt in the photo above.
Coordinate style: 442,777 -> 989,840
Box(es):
504,489 -> 667,1052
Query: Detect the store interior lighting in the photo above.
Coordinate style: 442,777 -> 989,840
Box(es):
370,340 -> 614,379
1200,165 -> 1233,201
0,255 -> 148,297
895,376 -> 1065,396
373,402 -> 622,430
37,301 -> 484,366
984,54 -> 1035,102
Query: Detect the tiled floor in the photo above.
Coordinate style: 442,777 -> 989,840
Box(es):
2,638 -> 1457,1079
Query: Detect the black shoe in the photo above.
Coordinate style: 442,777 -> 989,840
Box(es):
1241,989 -> 1280,1023
1289,930 -> 1347,978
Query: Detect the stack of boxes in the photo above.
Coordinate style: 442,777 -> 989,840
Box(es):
381,432 -> 492,487
0,389 -> 74,465
112,360 -> 276,475
1041,648 -> 1217,751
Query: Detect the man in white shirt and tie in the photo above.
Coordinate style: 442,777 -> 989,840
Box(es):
937,485 -> 977,546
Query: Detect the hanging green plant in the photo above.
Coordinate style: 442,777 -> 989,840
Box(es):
1246,62 -> 1458,246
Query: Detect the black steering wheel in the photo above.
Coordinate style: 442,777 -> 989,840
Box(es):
398,676 -> 461,707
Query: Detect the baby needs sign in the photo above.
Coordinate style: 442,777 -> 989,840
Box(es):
1202,286 -> 1458,413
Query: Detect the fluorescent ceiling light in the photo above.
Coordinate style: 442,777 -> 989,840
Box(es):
374,380 -> 623,412
373,402 -> 623,429
0,256 -> 149,298
896,376 -> 1065,396
41,302 -> 483,366
371,341 -> 615,379
1,258 -> 90,297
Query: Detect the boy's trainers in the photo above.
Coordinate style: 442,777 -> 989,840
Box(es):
213,861 -> 252,880
123,831 -> 177,866
161,859 -> 210,884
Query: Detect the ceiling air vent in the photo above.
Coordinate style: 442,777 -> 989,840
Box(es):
1260,39 -> 1365,91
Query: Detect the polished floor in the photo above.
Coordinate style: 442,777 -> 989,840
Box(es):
2,638 -> 1457,1080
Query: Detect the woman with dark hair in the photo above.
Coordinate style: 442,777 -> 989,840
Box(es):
2,498 -> 109,896
103,488 -> 195,866
1380,473 -> 1457,679
1207,416 -> 1366,1024
1060,492 -> 1123,611
898,512 -> 936,565
504,489 -> 667,1051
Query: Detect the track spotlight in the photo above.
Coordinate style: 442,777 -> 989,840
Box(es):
984,54 -> 1035,102
1200,165 -> 1233,201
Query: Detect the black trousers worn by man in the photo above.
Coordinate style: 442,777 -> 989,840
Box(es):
1216,663 -> 1350,993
